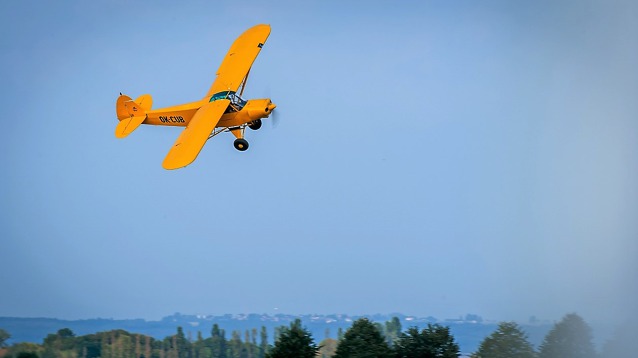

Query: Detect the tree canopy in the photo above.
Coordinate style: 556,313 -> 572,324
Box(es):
334,318 -> 393,358
538,313 -> 596,358
266,319 -> 317,358
472,322 -> 535,358
2,325 -> 268,358
394,324 -> 460,358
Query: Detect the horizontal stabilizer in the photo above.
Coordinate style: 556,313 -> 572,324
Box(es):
115,116 -> 146,138
135,94 -> 153,111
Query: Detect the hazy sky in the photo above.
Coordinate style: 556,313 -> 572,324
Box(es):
1,0 -> 636,328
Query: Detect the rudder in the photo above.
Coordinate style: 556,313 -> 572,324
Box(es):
116,93 -> 151,120
115,93 -> 152,138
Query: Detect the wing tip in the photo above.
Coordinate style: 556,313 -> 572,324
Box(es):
162,155 -> 191,170
162,164 -> 181,170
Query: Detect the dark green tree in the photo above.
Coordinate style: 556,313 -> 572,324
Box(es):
210,324 -> 228,358
174,326 -> 191,358
334,318 -> 392,358
538,313 -> 596,358
471,322 -> 535,358
0,328 -> 10,348
266,319 -> 317,358
394,324 -> 460,358
58,328 -> 75,338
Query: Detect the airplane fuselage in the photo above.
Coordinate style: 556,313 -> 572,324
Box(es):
144,98 -> 275,128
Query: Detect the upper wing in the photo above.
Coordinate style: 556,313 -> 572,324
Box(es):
162,99 -> 230,170
205,24 -> 271,97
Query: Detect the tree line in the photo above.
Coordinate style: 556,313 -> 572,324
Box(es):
0,313 -> 634,357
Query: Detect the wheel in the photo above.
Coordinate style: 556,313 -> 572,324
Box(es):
233,138 -> 249,151
248,119 -> 262,130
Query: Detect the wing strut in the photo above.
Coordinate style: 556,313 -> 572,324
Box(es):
239,68 -> 250,97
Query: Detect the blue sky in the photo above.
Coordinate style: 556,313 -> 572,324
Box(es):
1,0 -> 637,328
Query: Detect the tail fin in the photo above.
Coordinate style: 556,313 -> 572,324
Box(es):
115,94 -> 152,138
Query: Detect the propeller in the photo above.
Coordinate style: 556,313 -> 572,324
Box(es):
270,107 -> 280,128
263,85 -> 280,128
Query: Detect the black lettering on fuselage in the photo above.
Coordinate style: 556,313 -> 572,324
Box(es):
159,116 -> 185,123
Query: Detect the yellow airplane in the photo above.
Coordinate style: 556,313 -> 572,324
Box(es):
115,24 -> 276,170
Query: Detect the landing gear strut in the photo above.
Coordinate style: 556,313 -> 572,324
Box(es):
234,138 -> 249,151
248,119 -> 262,130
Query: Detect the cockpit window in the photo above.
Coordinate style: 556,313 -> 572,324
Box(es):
210,90 -> 247,113
209,91 -> 232,102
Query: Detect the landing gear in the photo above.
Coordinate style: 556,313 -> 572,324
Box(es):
233,138 -> 249,151
248,119 -> 262,130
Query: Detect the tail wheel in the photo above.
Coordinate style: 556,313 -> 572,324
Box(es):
233,138 -> 249,151
248,119 -> 262,130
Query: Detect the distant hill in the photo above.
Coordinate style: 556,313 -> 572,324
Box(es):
0,313 -> 552,354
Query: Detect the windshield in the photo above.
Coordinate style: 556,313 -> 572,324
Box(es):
209,90 -> 247,113
209,91 -> 232,102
